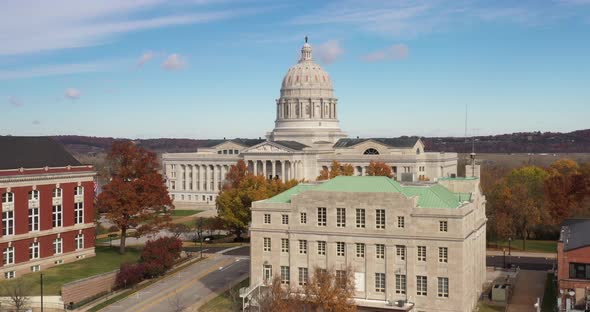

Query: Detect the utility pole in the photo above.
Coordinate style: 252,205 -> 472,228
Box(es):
40,273 -> 44,312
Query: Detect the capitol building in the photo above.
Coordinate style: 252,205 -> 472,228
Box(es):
162,39 -> 458,205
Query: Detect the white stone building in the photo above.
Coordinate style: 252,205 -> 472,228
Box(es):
248,175 -> 487,312
162,39 -> 458,205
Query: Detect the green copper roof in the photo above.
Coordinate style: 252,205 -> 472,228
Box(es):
264,184 -> 318,203
264,176 -> 472,208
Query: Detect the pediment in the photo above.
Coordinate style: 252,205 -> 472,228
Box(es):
242,141 -> 295,154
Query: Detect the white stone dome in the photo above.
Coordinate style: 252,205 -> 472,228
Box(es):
280,40 -> 333,98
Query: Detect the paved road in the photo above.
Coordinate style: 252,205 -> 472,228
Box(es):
507,270 -> 547,312
183,245 -> 250,256
102,253 -> 250,312
487,255 -> 556,271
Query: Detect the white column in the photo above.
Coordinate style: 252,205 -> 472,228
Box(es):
199,164 -> 204,191
263,160 -> 267,179
192,165 -> 197,191
281,161 -> 285,182
253,160 -> 258,176
271,160 -> 276,179
205,165 -> 210,191
213,165 -> 218,192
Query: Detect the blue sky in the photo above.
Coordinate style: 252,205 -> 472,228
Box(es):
1,0 -> 589,139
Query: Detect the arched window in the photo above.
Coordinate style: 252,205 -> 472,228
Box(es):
2,192 -> 14,204
363,148 -> 380,155
416,148 -> 421,155
28,190 -> 40,201
75,186 -> 84,196
53,188 -> 62,198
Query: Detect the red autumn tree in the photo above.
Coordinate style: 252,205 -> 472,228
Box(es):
223,159 -> 249,190
140,236 -> 182,276
96,141 -> 173,254
366,161 -> 393,178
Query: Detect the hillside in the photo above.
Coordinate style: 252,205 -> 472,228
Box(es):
49,129 -> 590,155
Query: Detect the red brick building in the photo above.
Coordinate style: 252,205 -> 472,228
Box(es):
0,136 -> 95,279
557,218 -> 590,311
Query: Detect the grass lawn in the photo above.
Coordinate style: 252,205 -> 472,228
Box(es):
0,246 -> 141,295
170,210 -> 202,217
488,239 -> 556,253
199,278 -> 249,312
541,273 -> 557,312
477,303 -> 505,312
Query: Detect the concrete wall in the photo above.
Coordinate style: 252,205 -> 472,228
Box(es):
61,270 -> 117,305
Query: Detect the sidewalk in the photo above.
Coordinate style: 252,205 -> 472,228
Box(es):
487,249 -> 556,259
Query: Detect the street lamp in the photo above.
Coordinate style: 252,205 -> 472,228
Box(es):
502,248 -> 506,268
508,237 -> 512,255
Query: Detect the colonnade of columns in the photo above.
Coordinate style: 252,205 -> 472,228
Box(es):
246,159 -> 304,182
178,163 -> 230,193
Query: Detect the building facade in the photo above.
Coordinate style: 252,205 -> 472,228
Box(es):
557,219 -> 590,311
249,175 -> 486,312
162,39 -> 458,205
0,137 -> 96,279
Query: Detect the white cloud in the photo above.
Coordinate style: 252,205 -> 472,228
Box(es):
65,88 -> 81,100
0,1 -> 262,55
8,96 -> 23,107
137,51 -> 156,67
162,54 -> 187,70
314,40 -> 344,64
0,62 -> 115,80
362,44 -> 409,62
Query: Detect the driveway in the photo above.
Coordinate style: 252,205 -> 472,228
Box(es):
506,270 -> 546,312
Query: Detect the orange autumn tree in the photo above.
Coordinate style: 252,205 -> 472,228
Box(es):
303,266 -> 357,312
97,141 -> 172,254
317,160 -> 354,181
366,161 -> 393,178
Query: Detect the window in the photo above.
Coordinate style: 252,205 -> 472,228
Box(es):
375,273 -> 385,293
28,206 -> 39,232
282,214 -> 289,225
395,274 -> 406,294
336,270 -> 347,288
75,186 -> 84,196
28,190 -> 39,201
356,243 -> 365,258
4,271 -> 15,279
54,238 -> 63,255
439,220 -> 448,232
337,242 -> 345,257
376,209 -> 385,229
53,188 -> 62,198
299,240 -> 307,254
3,247 -> 14,265
298,267 -> 308,286
355,209 -> 365,228
263,237 -> 271,252
318,241 -> 326,256
438,277 -> 449,298
336,208 -> 346,227
417,276 -> 428,296
52,205 -> 62,227
2,211 -> 14,236
439,247 -> 448,263
76,234 -> 84,250
300,212 -> 307,224
376,244 -> 385,259
281,266 -> 290,284
31,265 -> 40,272
317,207 -> 326,226
281,239 -> 289,253
363,148 -> 379,155
75,202 -> 84,224
1,192 -> 14,204
417,246 -> 426,262
29,242 -> 39,260
264,214 -> 271,224
569,263 -> 590,280
397,216 -> 405,228
396,245 -> 406,260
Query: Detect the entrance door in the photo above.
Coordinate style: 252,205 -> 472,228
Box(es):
263,265 -> 272,284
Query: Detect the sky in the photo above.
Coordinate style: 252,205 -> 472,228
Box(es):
1,0 -> 589,139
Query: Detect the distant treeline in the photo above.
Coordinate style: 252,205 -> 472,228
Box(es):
51,128 -> 590,155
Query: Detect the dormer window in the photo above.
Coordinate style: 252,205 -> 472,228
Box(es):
363,148 -> 379,155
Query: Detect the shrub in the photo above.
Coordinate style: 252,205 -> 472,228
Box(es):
115,263 -> 145,289
108,225 -> 120,232
140,237 -> 182,270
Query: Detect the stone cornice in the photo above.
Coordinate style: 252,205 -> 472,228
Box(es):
0,171 -> 95,187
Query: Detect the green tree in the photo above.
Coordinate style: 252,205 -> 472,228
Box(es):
217,163 -> 298,239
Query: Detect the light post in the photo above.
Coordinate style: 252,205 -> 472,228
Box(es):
40,273 -> 44,312
508,237 -> 512,268
198,217 -> 204,259
502,248 -> 506,268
